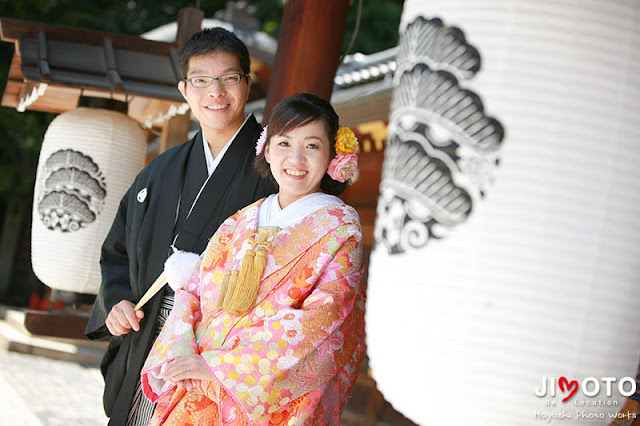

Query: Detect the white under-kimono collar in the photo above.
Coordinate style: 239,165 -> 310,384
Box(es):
202,114 -> 251,176
257,193 -> 343,229
174,114 -> 252,246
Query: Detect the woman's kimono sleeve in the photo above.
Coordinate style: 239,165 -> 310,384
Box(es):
140,218 -> 237,402
200,223 -> 366,424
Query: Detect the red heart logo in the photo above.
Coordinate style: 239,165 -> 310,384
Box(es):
558,377 -> 578,402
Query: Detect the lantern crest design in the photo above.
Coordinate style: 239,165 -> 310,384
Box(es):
37,149 -> 107,232
375,16 -> 505,254
367,2 -> 640,424
31,106 -> 146,294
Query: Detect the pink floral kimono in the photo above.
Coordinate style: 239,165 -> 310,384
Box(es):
141,198 -> 366,425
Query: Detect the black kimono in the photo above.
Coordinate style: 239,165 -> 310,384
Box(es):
85,115 -> 275,424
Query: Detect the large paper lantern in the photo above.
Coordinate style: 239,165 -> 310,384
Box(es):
31,102 -> 146,295
366,1 -> 640,425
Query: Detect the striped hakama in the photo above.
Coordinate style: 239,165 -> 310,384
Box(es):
126,294 -> 174,426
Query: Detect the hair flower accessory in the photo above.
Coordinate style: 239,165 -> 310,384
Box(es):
255,125 -> 268,156
328,152 -> 358,183
335,127 -> 358,155
328,127 -> 359,183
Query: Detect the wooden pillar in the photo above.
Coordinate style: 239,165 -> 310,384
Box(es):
263,0 -> 351,124
160,8 -> 204,153
175,8 -> 205,50
0,200 -> 26,298
159,113 -> 192,153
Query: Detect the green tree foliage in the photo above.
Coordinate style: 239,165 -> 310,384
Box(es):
0,50 -> 52,204
250,0 -> 402,55
342,0 -> 403,55
0,0 -> 228,35
0,108 -> 51,202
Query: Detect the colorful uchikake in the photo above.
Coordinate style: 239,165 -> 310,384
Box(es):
255,125 -> 359,183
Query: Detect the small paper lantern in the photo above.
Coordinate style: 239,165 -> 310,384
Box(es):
366,1 -> 640,424
31,104 -> 146,295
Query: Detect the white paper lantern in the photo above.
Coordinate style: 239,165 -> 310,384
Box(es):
366,1 -> 640,425
31,106 -> 146,295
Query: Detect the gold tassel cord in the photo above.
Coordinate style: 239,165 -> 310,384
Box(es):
225,230 -> 274,315
226,249 -> 255,314
228,248 -> 266,315
222,271 -> 239,308
215,271 -> 231,309
253,249 -> 267,286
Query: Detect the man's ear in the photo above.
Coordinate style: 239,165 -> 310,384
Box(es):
177,80 -> 188,100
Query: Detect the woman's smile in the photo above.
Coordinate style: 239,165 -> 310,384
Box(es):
265,120 -> 332,208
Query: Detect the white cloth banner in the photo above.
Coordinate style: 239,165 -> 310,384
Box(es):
366,1 -> 640,424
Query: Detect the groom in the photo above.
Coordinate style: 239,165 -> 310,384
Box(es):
85,27 -> 275,425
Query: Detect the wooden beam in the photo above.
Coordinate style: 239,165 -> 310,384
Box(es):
263,0 -> 350,124
0,17 -> 175,55
23,310 -> 90,339
0,17 -> 186,118
159,8 -> 203,153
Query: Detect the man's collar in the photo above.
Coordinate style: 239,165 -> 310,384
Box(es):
201,114 -> 253,176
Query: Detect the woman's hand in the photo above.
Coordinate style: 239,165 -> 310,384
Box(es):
159,355 -> 214,391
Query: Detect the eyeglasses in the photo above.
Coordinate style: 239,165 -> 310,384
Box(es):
184,73 -> 247,88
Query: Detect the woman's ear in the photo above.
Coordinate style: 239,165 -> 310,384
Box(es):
264,143 -> 271,163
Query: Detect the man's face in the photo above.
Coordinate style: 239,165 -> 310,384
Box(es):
178,50 -> 251,138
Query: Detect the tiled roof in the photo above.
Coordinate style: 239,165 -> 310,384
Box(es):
141,18 -> 277,66
334,47 -> 397,89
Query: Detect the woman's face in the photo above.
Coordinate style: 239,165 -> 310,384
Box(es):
265,120 -> 332,208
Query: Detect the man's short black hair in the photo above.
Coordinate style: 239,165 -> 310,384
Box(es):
178,27 -> 251,77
